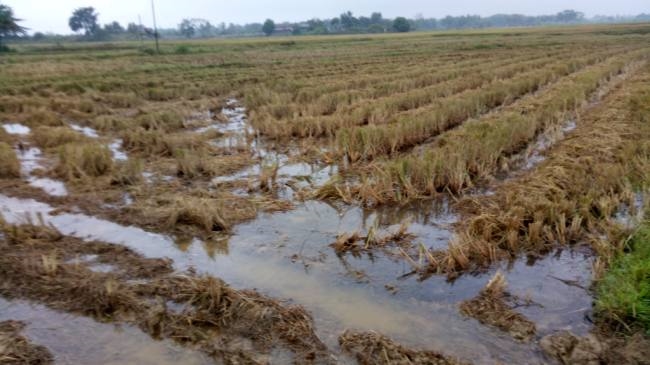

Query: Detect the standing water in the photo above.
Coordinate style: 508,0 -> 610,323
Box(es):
0,194 -> 594,364
0,103 -> 596,364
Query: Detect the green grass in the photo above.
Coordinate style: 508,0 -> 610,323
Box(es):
596,221 -> 650,333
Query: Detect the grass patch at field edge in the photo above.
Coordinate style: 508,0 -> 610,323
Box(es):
596,219 -> 650,334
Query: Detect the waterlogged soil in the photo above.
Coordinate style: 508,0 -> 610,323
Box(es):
0,102 -> 598,364
0,297 -> 213,365
0,193 -> 595,364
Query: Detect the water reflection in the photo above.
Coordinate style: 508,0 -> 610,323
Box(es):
0,297 -> 212,365
0,193 -> 595,364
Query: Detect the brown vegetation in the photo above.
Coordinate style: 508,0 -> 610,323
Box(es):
459,272 -> 536,342
55,143 -> 113,180
331,222 -> 414,256
0,221 -> 332,364
446,63 -> 650,274
0,320 -> 53,365
541,330 -> 650,365
0,142 -> 20,179
339,330 -> 468,365
31,126 -> 86,149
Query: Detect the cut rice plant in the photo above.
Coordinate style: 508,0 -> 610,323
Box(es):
460,271 -> 536,341
334,49 -> 647,205
0,142 -> 20,178
162,197 -> 231,232
259,161 -> 279,191
430,62 -> 650,274
175,149 -> 217,179
31,126 -> 86,149
55,143 -> 114,180
111,158 -> 144,186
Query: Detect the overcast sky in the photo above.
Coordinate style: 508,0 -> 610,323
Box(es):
5,0 -> 649,34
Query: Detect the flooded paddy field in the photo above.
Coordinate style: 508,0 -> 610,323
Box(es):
1,24 -> 650,364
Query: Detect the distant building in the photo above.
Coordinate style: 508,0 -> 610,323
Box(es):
274,23 -> 294,36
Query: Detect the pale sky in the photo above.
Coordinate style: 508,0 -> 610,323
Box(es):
4,0 -> 649,34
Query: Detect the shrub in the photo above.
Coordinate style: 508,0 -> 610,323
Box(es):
140,47 -> 156,55
174,45 -> 190,54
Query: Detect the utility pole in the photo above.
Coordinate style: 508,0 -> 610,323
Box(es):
151,0 -> 160,53
138,15 -> 144,46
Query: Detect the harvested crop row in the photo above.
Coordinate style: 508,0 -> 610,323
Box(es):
333,48 -> 649,206
250,47 -> 560,121
0,221 -> 332,364
335,47 -> 636,162
339,330 -> 468,365
427,62 -> 650,275
252,48 -> 576,138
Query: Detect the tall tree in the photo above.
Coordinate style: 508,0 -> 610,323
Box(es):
392,17 -> 411,32
556,10 -> 585,23
104,21 -> 124,34
0,4 -> 26,47
179,19 -> 196,38
69,7 -> 99,36
262,19 -> 275,36
340,11 -> 357,30
370,12 -> 383,24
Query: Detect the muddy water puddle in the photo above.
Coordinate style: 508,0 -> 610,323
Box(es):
109,139 -> 128,161
16,145 -> 68,197
2,123 -> 31,135
69,123 -> 99,138
0,103 -> 596,363
0,193 -> 594,364
205,100 -> 338,195
0,297 -> 213,365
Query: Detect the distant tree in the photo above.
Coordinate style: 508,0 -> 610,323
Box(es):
392,17 -> 411,32
358,16 -> 371,28
329,18 -> 341,32
340,11 -> 358,30
0,4 -> 26,48
262,19 -> 275,36
32,32 -> 46,41
197,20 -> 214,38
370,12 -> 383,24
104,21 -> 124,34
414,14 -> 437,30
179,18 -> 196,38
127,22 -> 140,34
69,7 -> 99,36
556,9 -> 584,23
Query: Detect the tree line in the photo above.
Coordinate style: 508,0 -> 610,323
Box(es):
2,3 -> 650,46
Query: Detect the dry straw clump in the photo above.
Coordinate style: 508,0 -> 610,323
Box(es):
329,50 -> 646,206
0,142 -> 20,179
331,221 -> 414,256
110,158 -> 144,186
339,330 -> 468,365
0,320 -> 53,364
335,51 -> 605,162
160,196 -> 231,233
459,271 -> 536,342
432,62 -> 650,275
55,143 -> 114,180
0,221 -> 332,363
31,126 -> 86,149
